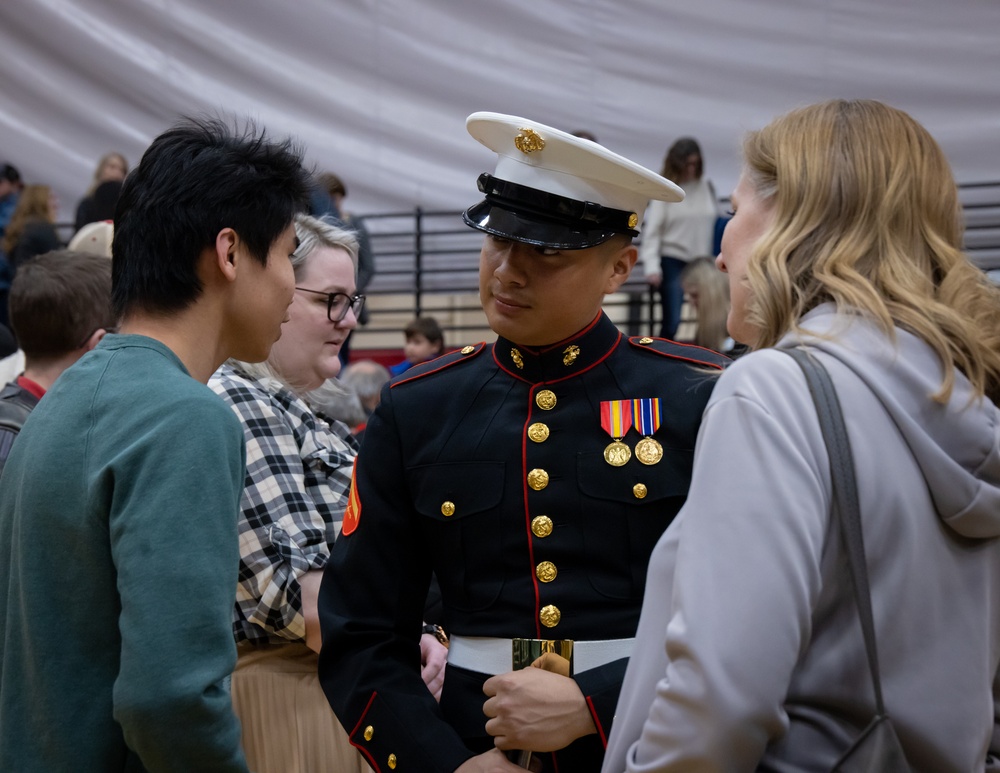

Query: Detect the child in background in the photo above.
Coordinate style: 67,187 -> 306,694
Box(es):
390,316 -> 445,376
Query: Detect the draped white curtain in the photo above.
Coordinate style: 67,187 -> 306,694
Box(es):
2,0 -> 998,222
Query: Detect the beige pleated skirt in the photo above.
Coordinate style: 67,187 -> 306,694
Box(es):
232,642 -> 371,773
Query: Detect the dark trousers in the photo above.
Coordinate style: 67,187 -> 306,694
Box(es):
657,255 -> 686,339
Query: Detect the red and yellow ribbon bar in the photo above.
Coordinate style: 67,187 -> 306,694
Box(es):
600,400 -> 633,440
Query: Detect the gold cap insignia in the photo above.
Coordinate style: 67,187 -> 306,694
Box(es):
562,345 -> 580,366
514,127 -> 546,154
628,213 -> 638,228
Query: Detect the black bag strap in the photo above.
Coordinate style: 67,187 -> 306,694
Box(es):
783,347 -> 887,716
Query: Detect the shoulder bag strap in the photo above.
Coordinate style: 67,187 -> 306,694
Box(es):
783,346 -> 887,716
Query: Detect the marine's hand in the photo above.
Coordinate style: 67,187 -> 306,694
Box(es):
454,749 -> 539,772
482,666 -> 596,752
420,632 -> 447,701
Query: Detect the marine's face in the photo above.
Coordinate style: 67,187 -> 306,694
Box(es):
716,173 -> 774,345
270,245 -> 358,390
479,234 -> 635,347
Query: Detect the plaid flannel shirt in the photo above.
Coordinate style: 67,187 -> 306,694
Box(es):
210,364 -> 358,644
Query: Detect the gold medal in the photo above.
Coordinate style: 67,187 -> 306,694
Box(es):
603,440 -> 632,467
635,436 -> 663,465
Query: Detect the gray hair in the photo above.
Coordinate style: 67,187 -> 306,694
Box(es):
229,213 -> 359,397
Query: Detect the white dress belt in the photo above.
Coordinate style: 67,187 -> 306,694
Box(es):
448,635 -> 635,676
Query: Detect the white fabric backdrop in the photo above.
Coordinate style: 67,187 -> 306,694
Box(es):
1,0 -> 998,223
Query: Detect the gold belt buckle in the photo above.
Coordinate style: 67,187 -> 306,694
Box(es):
511,637 -> 574,674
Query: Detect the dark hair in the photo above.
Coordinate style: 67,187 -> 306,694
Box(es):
404,316 -> 445,350
111,116 -> 310,319
317,171 -> 347,199
1,163 -> 21,184
661,137 -> 703,183
9,250 -> 114,362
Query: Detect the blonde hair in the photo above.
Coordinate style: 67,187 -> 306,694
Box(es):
742,99 -> 1000,403
86,152 -> 129,196
3,184 -> 53,255
681,257 -> 730,352
231,213 -> 358,399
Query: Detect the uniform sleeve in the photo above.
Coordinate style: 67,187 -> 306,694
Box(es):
219,375 -> 354,641
318,384 -> 475,773
639,200 -> 669,276
109,397 -> 249,772
624,362 -> 830,771
576,659 -> 629,748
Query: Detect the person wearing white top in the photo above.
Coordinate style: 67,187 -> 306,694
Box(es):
639,138 -> 719,339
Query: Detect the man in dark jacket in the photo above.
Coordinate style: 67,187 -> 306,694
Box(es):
319,114 -> 728,773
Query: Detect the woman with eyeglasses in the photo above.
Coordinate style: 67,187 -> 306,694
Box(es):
208,214 -> 377,772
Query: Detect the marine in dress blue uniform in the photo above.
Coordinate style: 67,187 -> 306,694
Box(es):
318,114 -> 729,773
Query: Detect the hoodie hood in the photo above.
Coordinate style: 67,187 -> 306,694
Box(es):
781,305 -> 1000,539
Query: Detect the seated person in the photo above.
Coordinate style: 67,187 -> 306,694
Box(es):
389,315 -> 445,376
0,249 -> 114,474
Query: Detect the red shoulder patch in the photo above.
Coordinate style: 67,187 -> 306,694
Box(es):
341,458 -> 361,536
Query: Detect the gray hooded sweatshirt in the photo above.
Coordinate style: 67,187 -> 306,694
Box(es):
603,304 -> 1000,773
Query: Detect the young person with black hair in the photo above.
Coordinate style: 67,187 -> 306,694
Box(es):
0,117 -> 311,773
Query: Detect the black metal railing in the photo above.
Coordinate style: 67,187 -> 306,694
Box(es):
355,181 -> 1000,348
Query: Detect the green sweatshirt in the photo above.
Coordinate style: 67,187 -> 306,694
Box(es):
0,334 -> 250,772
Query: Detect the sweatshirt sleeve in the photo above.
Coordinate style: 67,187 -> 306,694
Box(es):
108,395 -> 250,773
639,200 -> 669,277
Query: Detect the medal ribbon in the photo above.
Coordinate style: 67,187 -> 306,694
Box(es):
632,398 -> 661,436
600,400 -> 633,440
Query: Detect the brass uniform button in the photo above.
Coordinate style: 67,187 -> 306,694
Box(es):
536,561 -> 557,583
388,753 -> 398,769
527,422 -> 550,443
639,337 -> 654,345
531,515 -> 553,538
535,390 -> 557,410
363,725 -> 374,741
527,469 -> 549,491
441,501 -> 456,517
540,604 -> 561,628
633,483 -> 648,499
461,345 -> 475,355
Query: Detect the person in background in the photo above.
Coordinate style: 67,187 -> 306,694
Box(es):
317,171 -> 376,363
675,256 -> 737,355
389,315 -> 445,376
74,151 -> 128,232
0,250 -> 114,474
603,99 -> 1000,772
339,358 -> 390,437
318,113 -> 728,773
0,116 -> 310,773
210,214 -> 445,773
0,163 -> 23,245
2,184 -> 61,271
640,137 -> 720,340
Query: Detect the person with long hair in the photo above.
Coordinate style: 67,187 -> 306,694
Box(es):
677,256 -> 734,354
3,184 -> 61,270
74,152 -> 128,232
639,137 -> 720,339
603,99 -> 1000,772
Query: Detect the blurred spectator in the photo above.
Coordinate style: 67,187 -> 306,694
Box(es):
676,257 -> 738,355
0,250 -> 114,474
74,180 -> 123,234
317,172 -> 375,363
3,184 -> 61,271
74,152 -> 128,232
640,137 -> 721,339
68,220 -> 114,258
389,315 -> 445,376
339,358 -> 390,438
0,163 -> 23,246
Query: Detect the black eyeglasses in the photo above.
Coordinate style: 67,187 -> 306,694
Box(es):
295,287 -> 366,322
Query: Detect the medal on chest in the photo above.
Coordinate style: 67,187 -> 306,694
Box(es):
632,398 -> 663,465
600,400 -> 633,466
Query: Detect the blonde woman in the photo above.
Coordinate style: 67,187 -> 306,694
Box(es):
678,256 -> 734,354
2,184 -> 60,269
604,100 -> 1000,772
